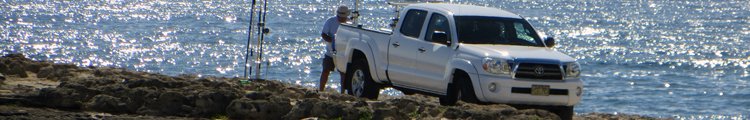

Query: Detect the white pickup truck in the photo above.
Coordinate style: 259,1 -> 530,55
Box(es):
333,3 -> 582,118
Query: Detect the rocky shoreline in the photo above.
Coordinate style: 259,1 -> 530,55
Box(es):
0,54 -> 664,120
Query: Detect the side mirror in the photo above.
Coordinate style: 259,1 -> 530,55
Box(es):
544,37 -> 556,47
432,31 -> 450,46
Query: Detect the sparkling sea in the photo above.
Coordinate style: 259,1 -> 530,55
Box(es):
1,0 -> 748,119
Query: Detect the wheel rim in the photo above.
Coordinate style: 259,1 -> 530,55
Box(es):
351,69 -> 365,97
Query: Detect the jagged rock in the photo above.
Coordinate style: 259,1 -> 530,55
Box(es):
84,94 -> 127,113
0,61 -> 8,75
2,53 -> 26,59
0,54 -> 663,119
36,88 -> 88,109
36,65 -> 77,81
245,91 -> 273,100
283,98 -> 371,120
277,87 -> 306,99
0,109 -> 29,116
138,91 -> 190,116
511,109 -> 560,120
59,80 -> 102,95
372,107 -> 409,120
194,90 -> 241,116
320,92 -> 359,101
25,61 -> 52,73
37,66 -> 53,78
125,79 -> 169,88
120,87 -> 153,112
226,98 -> 292,120
0,73 -> 5,83
125,78 -> 189,89
369,98 -> 442,119
52,64 -> 77,70
8,61 -> 28,78
440,104 -> 552,120
303,90 -> 320,98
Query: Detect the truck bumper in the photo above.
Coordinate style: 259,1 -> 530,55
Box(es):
477,74 -> 583,106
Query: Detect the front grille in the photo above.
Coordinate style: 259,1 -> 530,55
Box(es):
511,87 -> 569,95
514,63 -> 563,80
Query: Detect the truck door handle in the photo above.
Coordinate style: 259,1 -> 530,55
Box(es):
418,48 -> 426,53
392,43 -> 400,47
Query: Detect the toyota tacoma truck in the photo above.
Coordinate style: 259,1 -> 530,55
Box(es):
333,3 -> 583,118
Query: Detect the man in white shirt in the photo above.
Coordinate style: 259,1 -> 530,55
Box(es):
319,6 -> 349,93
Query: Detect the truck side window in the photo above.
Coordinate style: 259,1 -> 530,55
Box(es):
399,9 -> 428,38
424,13 -> 450,43
513,22 -> 535,43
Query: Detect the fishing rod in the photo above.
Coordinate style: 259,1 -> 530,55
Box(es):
243,0 -> 257,79
260,0 -> 270,78
254,0 -> 270,79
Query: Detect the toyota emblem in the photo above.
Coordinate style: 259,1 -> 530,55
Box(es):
534,66 -> 545,76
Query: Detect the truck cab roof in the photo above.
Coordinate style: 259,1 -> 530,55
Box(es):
408,3 -> 523,19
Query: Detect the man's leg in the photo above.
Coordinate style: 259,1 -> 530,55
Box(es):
319,56 -> 334,91
319,68 -> 331,91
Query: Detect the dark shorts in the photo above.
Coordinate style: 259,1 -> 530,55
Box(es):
322,55 -> 335,72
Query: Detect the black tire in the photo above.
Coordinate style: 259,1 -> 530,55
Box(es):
439,82 -> 459,106
340,71 -> 350,94
346,59 -> 380,99
556,106 -> 575,120
455,73 -> 480,104
401,91 -> 416,95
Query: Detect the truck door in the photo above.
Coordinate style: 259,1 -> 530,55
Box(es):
388,9 -> 428,87
414,13 -> 456,92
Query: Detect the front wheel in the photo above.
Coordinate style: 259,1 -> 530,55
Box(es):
346,59 -> 380,99
439,82 -> 459,106
456,73 -> 480,104
555,106 -> 574,120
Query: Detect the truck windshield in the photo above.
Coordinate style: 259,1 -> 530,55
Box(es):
454,16 -> 543,47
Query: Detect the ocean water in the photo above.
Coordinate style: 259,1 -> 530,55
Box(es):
1,0 -> 748,119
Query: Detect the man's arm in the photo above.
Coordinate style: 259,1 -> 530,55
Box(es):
321,33 -> 333,42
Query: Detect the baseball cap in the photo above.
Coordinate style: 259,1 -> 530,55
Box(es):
336,6 -> 350,17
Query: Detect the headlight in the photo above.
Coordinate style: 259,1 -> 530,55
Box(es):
565,62 -> 581,79
482,58 -> 511,75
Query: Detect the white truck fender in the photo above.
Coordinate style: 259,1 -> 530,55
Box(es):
449,58 -> 487,102
343,36 -> 383,83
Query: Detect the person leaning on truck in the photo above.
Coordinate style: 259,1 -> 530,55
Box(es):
319,5 -> 349,93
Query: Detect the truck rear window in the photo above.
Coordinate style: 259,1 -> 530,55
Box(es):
399,9 -> 428,38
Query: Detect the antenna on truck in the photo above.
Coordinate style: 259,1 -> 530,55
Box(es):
352,0 -> 360,25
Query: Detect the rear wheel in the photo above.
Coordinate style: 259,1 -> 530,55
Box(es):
341,71 -> 350,94
346,59 -> 380,99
